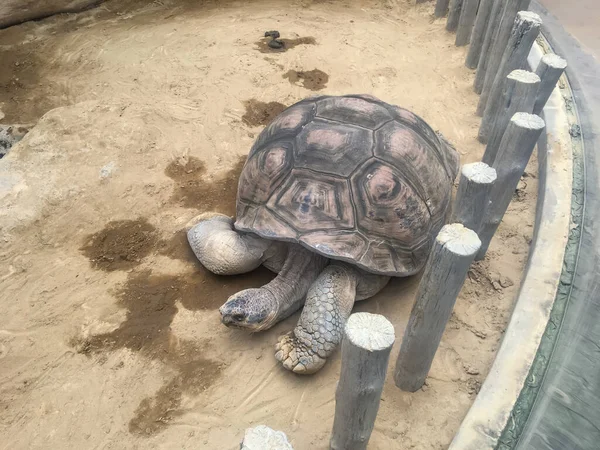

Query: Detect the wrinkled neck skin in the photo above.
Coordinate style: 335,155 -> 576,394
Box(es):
263,243 -> 328,327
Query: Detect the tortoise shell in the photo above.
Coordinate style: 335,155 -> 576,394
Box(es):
234,95 -> 459,276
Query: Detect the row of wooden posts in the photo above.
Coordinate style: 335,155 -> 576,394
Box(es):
328,0 -> 568,449
247,0 -> 569,448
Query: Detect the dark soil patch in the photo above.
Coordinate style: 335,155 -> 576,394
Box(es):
157,229 -> 198,263
128,357 -> 223,436
164,155 -> 246,214
283,69 -> 329,91
255,36 -> 317,53
242,99 -> 287,127
74,263 -> 274,435
80,218 -> 159,272
0,39 -> 54,124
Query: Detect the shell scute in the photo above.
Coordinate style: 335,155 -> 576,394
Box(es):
294,120 -> 373,177
267,169 -> 354,232
315,96 -> 393,130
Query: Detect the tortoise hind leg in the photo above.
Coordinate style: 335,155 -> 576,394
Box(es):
274,263 -> 389,374
187,213 -> 286,275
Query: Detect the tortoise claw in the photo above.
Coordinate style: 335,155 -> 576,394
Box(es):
275,332 -> 326,375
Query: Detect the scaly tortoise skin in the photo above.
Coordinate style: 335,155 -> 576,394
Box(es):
235,94 -> 459,275
187,94 -> 459,374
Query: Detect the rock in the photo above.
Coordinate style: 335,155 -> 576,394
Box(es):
465,365 -> 480,375
241,425 -> 293,450
499,276 -> 514,288
100,161 -> 117,179
492,281 -> 502,291
0,125 -> 29,158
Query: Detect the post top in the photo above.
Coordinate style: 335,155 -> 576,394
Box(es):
462,162 -> 497,184
345,312 -> 395,351
437,223 -> 482,256
516,11 -> 542,26
541,53 -> 568,69
511,112 -> 546,130
507,69 -> 541,84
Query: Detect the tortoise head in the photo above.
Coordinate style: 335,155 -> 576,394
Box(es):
219,288 -> 278,332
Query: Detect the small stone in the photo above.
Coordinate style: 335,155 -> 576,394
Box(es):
492,281 -> 502,291
241,425 -> 293,450
100,161 -> 117,179
499,276 -> 514,288
465,366 -> 480,375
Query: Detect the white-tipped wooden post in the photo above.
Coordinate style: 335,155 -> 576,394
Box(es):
453,162 -> 497,231
477,0 -> 532,114
533,53 -> 568,115
435,0 -> 451,17
242,425 -> 294,449
330,313 -> 395,450
478,11 -> 542,142
456,0 -> 480,46
446,0 -> 464,32
476,113 -> 545,260
394,224 -> 481,392
482,70 -> 540,165
473,0 -> 505,94
466,0 -> 495,68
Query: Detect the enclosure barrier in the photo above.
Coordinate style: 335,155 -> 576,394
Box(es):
477,113 -> 545,259
478,0 -> 533,115
479,11 -> 542,142
330,313 -> 395,450
452,162 -> 497,231
483,69 -> 540,164
533,53 -> 567,115
386,0 -> 567,396
394,224 -> 481,392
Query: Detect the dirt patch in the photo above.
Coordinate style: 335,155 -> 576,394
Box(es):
283,69 -> 329,91
164,156 -> 246,214
73,262 -> 274,435
255,36 -> 317,53
242,99 -> 287,127
80,218 -> 159,272
128,357 -> 223,436
0,40 -> 53,124
157,229 -> 198,263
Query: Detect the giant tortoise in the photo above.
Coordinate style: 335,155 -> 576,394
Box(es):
188,94 -> 459,374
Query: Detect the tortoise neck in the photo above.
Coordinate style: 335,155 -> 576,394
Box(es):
263,243 -> 328,322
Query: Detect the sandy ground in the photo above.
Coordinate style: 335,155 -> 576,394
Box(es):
0,0 -> 538,449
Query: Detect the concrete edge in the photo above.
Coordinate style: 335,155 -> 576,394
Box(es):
448,39 -> 574,450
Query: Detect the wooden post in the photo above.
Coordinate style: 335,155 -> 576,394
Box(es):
473,0 -> 503,94
466,0 -> 495,68
241,425 -> 293,450
476,113 -> 545,260
446,0 -> 464,32
533,53 -> 568,115
476,0 -> 532,114
435,0 -> 451,17
452,162 -> 497,231
330,313 -> 395,450
456,0 -> 480,46
394,224 -> 481,392
482,70 -> 540,165
478,11 -> 542,142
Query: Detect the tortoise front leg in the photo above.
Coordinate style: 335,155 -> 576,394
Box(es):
187,213 -> 286,275
275,263 -> 389,374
